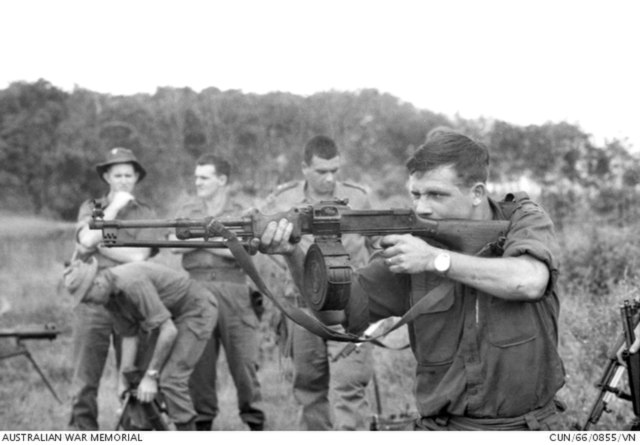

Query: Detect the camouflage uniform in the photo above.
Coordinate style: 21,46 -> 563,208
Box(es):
264,180 -> 375,430
176,197 -> 265,430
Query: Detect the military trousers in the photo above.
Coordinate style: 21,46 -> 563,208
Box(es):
157,290 -> 218,425
290,317 -> 374,430
69,303 -> 121,430
188,277 -> 265,428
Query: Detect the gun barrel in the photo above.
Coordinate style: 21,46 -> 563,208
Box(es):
90,218 -> 208,230
0,330 -> 59,340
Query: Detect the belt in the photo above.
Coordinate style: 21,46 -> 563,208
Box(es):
421,400 -> 559,431
187,267 -> 246,284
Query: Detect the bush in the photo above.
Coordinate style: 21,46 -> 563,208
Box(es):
558,223 -> 640,298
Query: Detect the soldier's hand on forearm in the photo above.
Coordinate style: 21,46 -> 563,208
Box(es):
258,219 -> 297,255
136,376 -> 158,403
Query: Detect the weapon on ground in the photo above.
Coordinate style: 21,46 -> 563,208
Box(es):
115,368 -> 172,431
0,323 -> 62,403
582,299 -> 640,430
90,199 -> 509,312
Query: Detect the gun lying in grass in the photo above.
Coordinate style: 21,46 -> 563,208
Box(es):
90,198 -> 510,312
582,299 -> 640,430
0,323 -> 62,403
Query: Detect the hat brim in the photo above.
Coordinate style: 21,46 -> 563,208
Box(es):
96,161 -> 147,183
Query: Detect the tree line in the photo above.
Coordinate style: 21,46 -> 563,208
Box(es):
0,79 -> 637,222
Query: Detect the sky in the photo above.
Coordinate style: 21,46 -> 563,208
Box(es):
2,0 -> 639,150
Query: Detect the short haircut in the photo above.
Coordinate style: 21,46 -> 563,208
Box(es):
196,154 -> 231,180
425,125 -> 457,141
303,135 -> 339,165
406,132 -> 490,186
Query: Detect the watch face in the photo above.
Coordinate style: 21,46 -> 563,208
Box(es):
435,253 -> 451,273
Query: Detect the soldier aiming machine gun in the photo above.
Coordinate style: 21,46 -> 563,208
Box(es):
0,323 -> 62,403
582,299 -> 640,430
90,199 -> 510,313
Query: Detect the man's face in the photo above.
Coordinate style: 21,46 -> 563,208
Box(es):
103,163 -> 139,194
302,155 -> 340,195
195,164 -> 226,199
408,164 -> 475,219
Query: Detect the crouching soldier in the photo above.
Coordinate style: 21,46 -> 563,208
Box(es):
64,258 -> 218,431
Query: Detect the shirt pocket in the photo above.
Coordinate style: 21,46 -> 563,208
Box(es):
486,297 -> 537,347
411,281 -> 460,366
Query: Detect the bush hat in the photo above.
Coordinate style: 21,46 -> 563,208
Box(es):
96,147 -> 147,183
63,256 -> 98,304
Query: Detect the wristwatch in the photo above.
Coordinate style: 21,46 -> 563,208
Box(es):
145,369 -> 160,380
433,252 -> 451,276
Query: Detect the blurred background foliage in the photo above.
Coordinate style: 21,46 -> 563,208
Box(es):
3,79 -> 638,224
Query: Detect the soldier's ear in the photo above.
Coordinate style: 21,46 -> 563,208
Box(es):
471,183 -> 486,206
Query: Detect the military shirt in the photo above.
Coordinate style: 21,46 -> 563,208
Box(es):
175,196 -> 245,274
75,195 -> 157,270
263,180 -> 374,268
346,194 -> 565,419
105,262 -> 214,340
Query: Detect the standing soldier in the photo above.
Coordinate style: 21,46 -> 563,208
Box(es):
69,147 -> 157,430
169,154 -> 265,431
263,135 -> 376,430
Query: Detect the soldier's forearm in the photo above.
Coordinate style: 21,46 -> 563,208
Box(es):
120,336 -> 139,373
147,319 -> 178,373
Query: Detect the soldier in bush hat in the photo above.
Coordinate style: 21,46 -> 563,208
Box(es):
95,147 -> 147,183
67,146 -> 158,431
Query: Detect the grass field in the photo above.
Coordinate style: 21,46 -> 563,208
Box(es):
1,212 -> 638,431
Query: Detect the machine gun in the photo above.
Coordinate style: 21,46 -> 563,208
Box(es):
90,199 -> 509,312
0,323 -> 62,403
582,299 -> 640,430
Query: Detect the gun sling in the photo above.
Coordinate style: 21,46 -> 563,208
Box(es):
209,219 -> 455,344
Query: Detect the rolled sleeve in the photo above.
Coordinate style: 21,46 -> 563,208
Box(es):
502,199 -> 560,293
